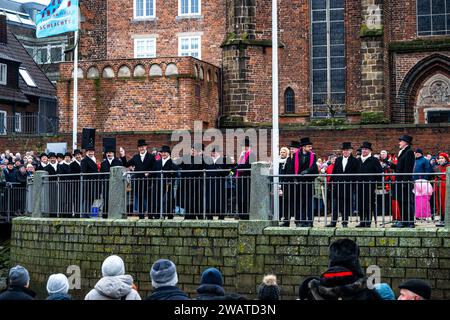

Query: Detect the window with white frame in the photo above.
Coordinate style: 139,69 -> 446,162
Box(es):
0,110 -> 6,135
134,38 -> 157,58
14,112 -> 21,133
178,36 -> 201,59
0,64 -> 6,85
417,0 -> 450,36
134,0 -> 155,19
179,0 -> 200,16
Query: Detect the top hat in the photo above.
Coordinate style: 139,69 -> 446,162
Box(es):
360,141 -> 373,150
48,152 -> 57,158
85,146 -> 95,151
159,145 -> 171,153
73,149 -> 82,156
289,141 -> 301,149
104,146 -> 116,153
399,135 -> 413,144
40,152 -> 48,158
244,137 -> 251,147
342,142 -> 353,150
56,153 -> 64,159
300,137 -> 313,147
137,139 -> 148,147
64,152 -> 72,158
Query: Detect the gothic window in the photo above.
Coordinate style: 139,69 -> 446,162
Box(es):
284,88 -> 295,113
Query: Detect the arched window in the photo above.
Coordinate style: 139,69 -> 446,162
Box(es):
285,88 -> 295,113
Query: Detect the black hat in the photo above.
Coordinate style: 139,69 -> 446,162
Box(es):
415,148 -> 423,155
356,148 -> 362,155
328,239 -> 364,278
73,149 -> 82,156
48,152 -> 56,158
342,142 -> 353,150
360,141 -> 373,150
244,137 -> 251,147
159,145 -> 171,153
137,139 -> 147,147
399,135 -> 413,144
257,275 -> 280,301
289,141 -> 301,149
64,152 -> 72,158
300,137 -> 313,147
399,279 -> 431,300
85,146 -> 95,151
104,145 -> 116,153
40,153 -> 48,158
56,153 -> 64,159
298,276 -> 320,300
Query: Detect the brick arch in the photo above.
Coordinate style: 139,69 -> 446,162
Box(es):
395,54 -> 450,123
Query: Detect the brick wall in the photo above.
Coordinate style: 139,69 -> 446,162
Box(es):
57,57 -> 220,133
79,0 -> 107,60
1,124 -> 449,157
10,218 -> 450,300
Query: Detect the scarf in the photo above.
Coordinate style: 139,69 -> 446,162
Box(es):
361,153 -> 371,163
236,150 -> 251,178
294,150 -> 315,174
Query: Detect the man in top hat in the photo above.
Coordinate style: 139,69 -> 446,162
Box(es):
57,153 -> 72,175
100,145 -> 123,173
56,152 -> 73,216
390,135 -> 415,228
81,145 -> 100,216
69,149 -> 83,216
121,139 -> 156,218
204,145 -> 231,219
56,153 -> 64,164
36,153 -> 49,171
327,142 -> 361,228
357,142 -> 382,227
176,142 -> 206,219
232,137 -> 257,219
151,145 -> 178,218
287,137 -> 318,227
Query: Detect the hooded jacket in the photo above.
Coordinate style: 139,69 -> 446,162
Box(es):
145,286 -> 189,300
84,275 -> 141,300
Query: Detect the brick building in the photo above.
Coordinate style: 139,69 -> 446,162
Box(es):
57,0 -> 450,137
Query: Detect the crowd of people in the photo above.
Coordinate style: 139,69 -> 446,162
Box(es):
1,134 -> 448,227
277,135 -> 449,228
0,239 -> 432,301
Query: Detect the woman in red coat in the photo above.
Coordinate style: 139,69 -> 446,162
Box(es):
434,152 -> 450,227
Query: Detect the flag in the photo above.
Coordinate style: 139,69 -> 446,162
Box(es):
36,0 -> 79,38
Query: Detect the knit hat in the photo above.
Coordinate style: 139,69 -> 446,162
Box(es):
328,239 -> 364,278
46,273 -> 69,295
257,274 -> 280,300
374,283 -> 395,300
200,268 -> 223,286
101,255 -> 125,277
9,265 -> 30,287
399,279 -> 432,300
150,259 -> 178,289
439,152 -> 449,162
415,148 -> 424,155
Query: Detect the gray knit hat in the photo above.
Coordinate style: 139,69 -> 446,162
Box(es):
150,259 -> 178,288
46,273 -> 69,295
9,265 -> 30,287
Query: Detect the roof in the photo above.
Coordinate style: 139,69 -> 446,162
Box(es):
0,0 -> 22,13
0,26 -> 56,101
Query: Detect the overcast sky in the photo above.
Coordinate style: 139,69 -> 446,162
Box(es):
14,0 -> 50,5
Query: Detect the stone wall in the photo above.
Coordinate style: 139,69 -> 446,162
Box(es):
10,218 -> 450,300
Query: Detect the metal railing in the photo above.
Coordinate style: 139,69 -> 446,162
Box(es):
124,169 -> 251,219
271,172 -> 446,227
0,114 -> 58,136
0,182 -> 28,223
41,173 -> 110,218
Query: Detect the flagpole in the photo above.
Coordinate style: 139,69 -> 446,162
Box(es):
72,29 -> 78,151
272,0 -> 280,221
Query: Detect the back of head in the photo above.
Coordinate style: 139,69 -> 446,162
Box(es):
150,259 -> 178,289
328,239 -> 364,278
201,267 -> 223,286
46,273 -> 69,295
102,255 -> 125,277
257,274 -> 280,300
399,279 -> 432,300
9,265 -> 30,287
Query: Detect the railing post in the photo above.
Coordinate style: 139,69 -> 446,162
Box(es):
445,167 -> 450,226
108,166 -> 127,219
249,162 -> 271,220
32,170 -> 48,218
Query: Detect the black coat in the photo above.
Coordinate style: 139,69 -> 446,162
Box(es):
100,158 -> 123,173
0,286 -> 35,300
81,157 -> 98,174
232,150 -> 256,177
144,286 -> 189,300
4,168 -> 17,183
69,161 -> 82,175
332,156 -> 360,179
287,151 -> 318,181
194,284 -> 226,300
123,152 -> 155,176
359,156 -> 383,181
57,163 -> 71,175
392,146 -> 415,181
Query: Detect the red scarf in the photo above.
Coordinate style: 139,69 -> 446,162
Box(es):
294,150 -> 315,175
236,149 -> 251,177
